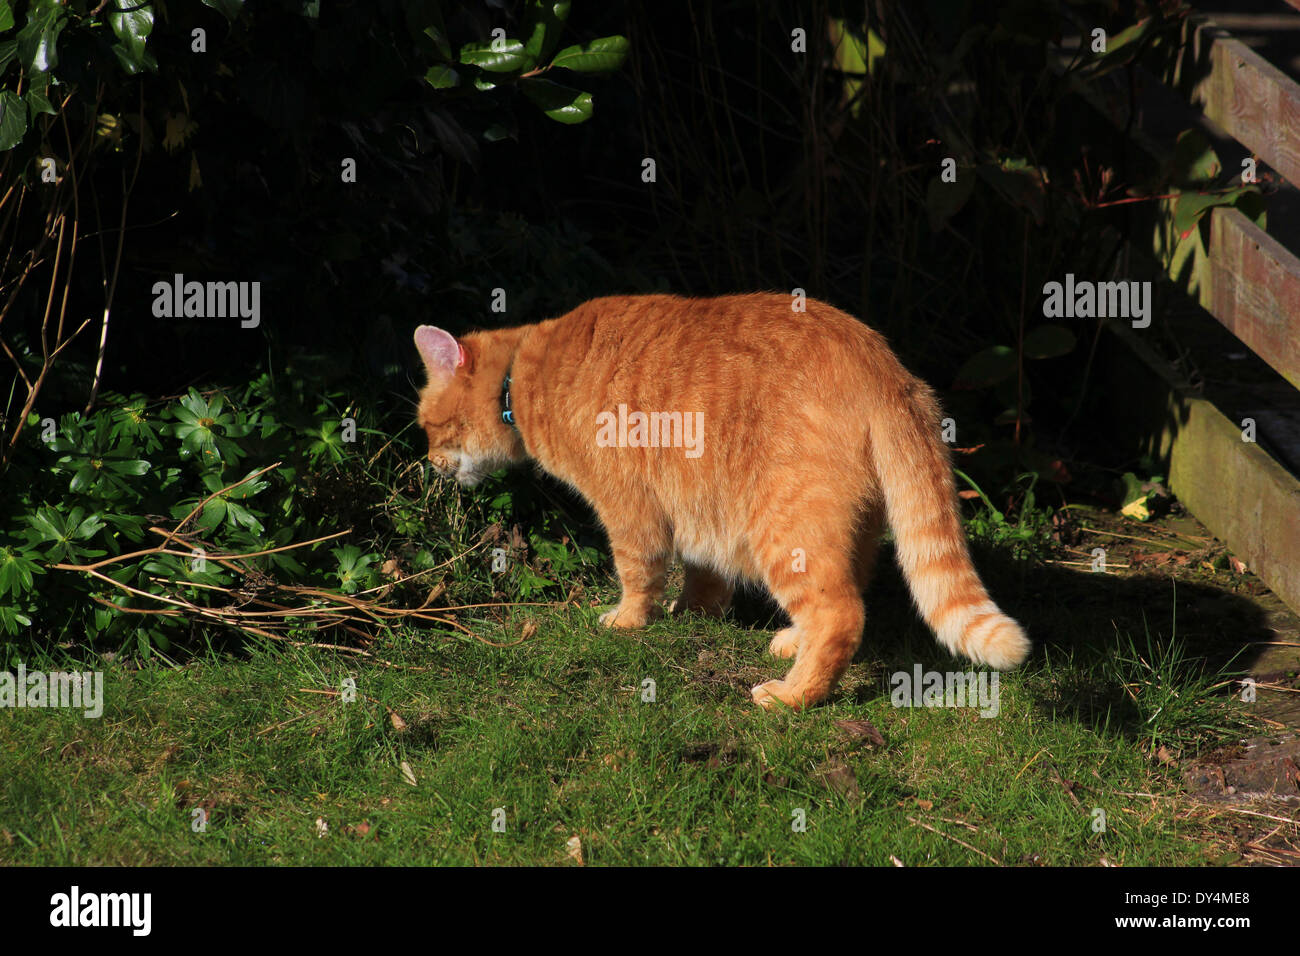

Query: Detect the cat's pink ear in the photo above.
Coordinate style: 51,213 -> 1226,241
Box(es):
413,325 -> 464,378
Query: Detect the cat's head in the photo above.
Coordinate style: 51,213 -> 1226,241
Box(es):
413,325 -> 522,487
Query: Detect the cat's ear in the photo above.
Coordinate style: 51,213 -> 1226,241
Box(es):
414,325 -> 467,379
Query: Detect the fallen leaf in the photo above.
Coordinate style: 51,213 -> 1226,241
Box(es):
1155,745 -> 1176,765
520,619 -> 538,641
682,740 -> 741,765
565,835 -> 584,865
915,798 -> 933,811
1121,498 -> 1151,521
889,855 -> 905,867
816,760 -> 860,800
315,817 -> 329,838
834,719 -> 885,746
602,750 -> 629,771
389,711 -> 408,732
400,761 -> 418,786
1229,555 -> 1247,574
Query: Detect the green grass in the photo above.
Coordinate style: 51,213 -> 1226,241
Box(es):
0,587 -> 1255,866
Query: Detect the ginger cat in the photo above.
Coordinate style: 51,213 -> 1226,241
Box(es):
414,293 -> 1030,710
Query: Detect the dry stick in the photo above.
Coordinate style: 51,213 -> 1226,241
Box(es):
1082,526 -> 1188,548
146,525 -> 350,562
168,462 -> 285,538
82,553 -> 485,646
292,686 -> 415,727
4,88 -> 101,460
348,538 -> 489,596
54,546 -> 215,574
91,597 -> 182,617
906,816 -> 1002,865
85,84 -> 145,412
1196,806 -> 1300,827
51,456 -> 533,648
256,702 -> 333,737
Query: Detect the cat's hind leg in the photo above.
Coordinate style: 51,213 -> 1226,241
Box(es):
751,527 -> 865,710
667,562 -> 734,618
766,507 -> 881,661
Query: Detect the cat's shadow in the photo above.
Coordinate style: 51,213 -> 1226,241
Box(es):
726,540 -> 1282,740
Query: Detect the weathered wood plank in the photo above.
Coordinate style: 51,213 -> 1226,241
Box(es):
1107,322 -> 1300,617
1150,16 -> 1300,189
1207,207 -> 1300,391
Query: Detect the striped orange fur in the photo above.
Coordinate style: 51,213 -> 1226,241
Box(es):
414,293 -> 1030,710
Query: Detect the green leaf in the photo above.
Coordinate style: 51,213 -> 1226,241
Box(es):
1079,17 -> 1154,79
16,0 -> 65,73
105,458 -> 151,476
408,0 -> 450,57
1172,191 -> 1223,238
1022,324 -> 1076,360
200,0 -> 245,21
197,498 -> 227,533
0,2 -> 13,33
423,25 -> 451,61
459,39 -> 534,73
954,345 -> 1017,389
72,512 -> 105,540
519,78 -> 593,124
523,0 -> 571,63
110,0 -> 155,74
549,35 -> 628,73
0,548 -> 42,598
110,0 -> 153,56
0,90 -> 27,151
25,84 -> 55,118
425,64 -> 460,89
1168,128 -> 1221,186
0,39 -> 17,73
68,464 -> 97,494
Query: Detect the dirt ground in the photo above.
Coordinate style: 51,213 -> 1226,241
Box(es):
1067,503 -> 1300,865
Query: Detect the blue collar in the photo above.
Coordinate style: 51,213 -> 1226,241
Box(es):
500,371 -> 516,428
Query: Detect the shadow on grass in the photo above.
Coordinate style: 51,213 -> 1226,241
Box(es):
728,539 -> 1268,743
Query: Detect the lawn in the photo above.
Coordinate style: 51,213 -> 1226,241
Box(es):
1,513 -> 1274,866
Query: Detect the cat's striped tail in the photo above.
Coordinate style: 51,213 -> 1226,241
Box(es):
867,375 -> 1031,670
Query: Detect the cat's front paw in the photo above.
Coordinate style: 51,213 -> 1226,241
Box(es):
750,679 -> 806,711
767,627 -> 800,659
598,604 -> 661,628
